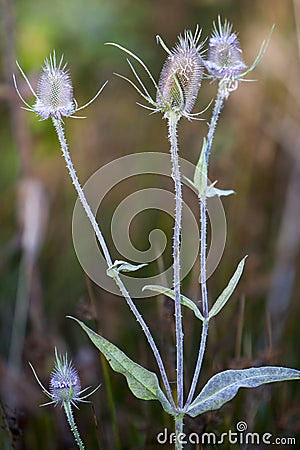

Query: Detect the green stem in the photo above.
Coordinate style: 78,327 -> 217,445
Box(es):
205,84 -> 225,165
63,401 -> 85,450
168,112 -> 184,409
174,414 -> 184,450
185,320 -> 208,407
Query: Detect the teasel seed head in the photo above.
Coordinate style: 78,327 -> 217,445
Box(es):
205,17 -> 247,81
14,52 -> 107,121
156,26 -> 204,119
33,52 -> 75,120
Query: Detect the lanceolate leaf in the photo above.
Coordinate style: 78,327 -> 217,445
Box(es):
107,260 -> 147,278
183,177 -> 234,199
69,317 -> 173,415
187,366 -> 300,417
206,182 -> 235,198
208,256 -> 247,319
143,285 -> 204,321
193,137 -> 207,198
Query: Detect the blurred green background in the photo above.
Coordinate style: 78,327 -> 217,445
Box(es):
0,0 -> 300,448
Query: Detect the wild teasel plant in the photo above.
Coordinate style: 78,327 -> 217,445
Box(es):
15,17 -> 300,450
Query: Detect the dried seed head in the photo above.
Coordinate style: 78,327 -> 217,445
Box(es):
206,17 -> 247,80
33,52 -> 75,120
156,27 -> 204,118
49,351 -> 81,406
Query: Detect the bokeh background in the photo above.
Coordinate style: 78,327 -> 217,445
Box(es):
0,0 -> 300,449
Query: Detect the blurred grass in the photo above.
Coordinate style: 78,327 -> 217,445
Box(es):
0,0 -> 300,448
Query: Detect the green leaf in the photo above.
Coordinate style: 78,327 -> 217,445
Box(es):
69,317 -> 174,415
143,285 -> 204,321
208,256 -> 247,319
206,182 -> 235,198
193,138 -> 207,198
184,177 -> 234,200
187,366 -> 300,417
107,260 -> 147,278
183,175 -> 197,192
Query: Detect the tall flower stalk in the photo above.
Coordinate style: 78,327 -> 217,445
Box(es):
156,30 -> 204,409
168,112 -> 183,408
186,16 -> 268,408
108,27 -> 204,415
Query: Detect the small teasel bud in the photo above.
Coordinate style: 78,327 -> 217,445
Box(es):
29,348 -> 101,408
50,350 -> 82,406
205,17 -> 247,81
29,349 -> 100,449
33,52 -> 75,120
156,27 -> 204,118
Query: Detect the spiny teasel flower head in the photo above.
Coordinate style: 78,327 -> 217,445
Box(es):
14,52 -> 107,121
156,26 -> 204,118
49,350 -> 82,406
33,52 -> 75,120
106,27 -> 205,121
205,17 -> 247,81
29,348 -> 100,408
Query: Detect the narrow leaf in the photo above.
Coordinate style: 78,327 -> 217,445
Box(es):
183,175 -> 198,192
187,366 -> 300,417
184,177 -> 234,200
239,24 -> 275,78
206,183 -> 235,198
193,138 -> 207,197
117,261 -> 147,273
107,260 -> 147,278
209,256 -> 247,319
143,285 -> 204,321
105,42 -> 160,91
69,317 -> 173,415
